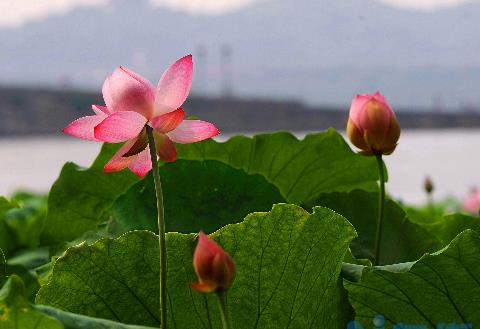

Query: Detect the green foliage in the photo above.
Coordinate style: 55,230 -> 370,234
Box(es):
35,305 -> 157,329
176,130 -> 380,204
41,130 -> 376,243
0,249 -> 4,277
0,275 -> 63,328
345,230 -> 480,327
306,190 -> 442,264
42,144 -> 139,244
7,248 -> 49,269
2,129 -> 479,327
0,196 -> 46,301
108,160 -> 285,234
4,192 -> 47,250
0,264 -> 40,302
37,204 -> 356,328
419,213 -> 480,245
0,195 -> 48,302
403,196 -> 459,225
0,198 -> 18,253
4,248 -> 49,301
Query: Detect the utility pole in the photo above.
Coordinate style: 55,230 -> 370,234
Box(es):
220,44 -> 233,98
195,45 -> 207,95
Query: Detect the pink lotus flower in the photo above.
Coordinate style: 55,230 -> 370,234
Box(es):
63,55 -> 219,177
190,232 -> 236,293
347,92 -> 400,156
461,188 -> 480,215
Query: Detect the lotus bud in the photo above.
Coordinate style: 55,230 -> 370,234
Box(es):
347,92 -> 400,156
461,187 -> 480,215
190,232 -> 236,293
424,176 -> 434,194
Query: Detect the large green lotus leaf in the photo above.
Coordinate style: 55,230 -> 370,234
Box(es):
0,275 -> 63,329
419,213 -> 480,246
35,305 -> 157,329
42,130 -> 375,243
108,160 -> 285,234
42,144 -> 140,243
345,230 -> 480,327
37,204 -> 356,328
176,130 -> 380,204
305,190 -> 442,265
403,204 -> 449,225
0,197 -> 18,253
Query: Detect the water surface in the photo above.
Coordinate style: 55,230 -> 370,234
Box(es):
1,129 -> 478,205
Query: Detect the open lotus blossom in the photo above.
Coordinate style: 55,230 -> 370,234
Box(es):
63,55 -> 219,177
347,92 -> 400,156
190,232 -> 236,293
461,187 -> 480,215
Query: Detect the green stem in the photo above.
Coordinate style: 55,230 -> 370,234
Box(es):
374,153 -> 386,266
204,295 -> 213,329
146,126 -> 167,329
216,291 -> 232,329
427,193 -> 434,216
0,248 -> 6,277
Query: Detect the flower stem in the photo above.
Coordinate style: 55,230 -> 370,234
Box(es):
146,126 -> 167,329
216,291 -> 232,329
204,295 -> 213,329
0,248 -> 6,277
374,153 -> 386,266
427,193 -> 434,216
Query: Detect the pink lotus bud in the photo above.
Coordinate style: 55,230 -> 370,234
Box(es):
461,187 -> 480,215
190,232 -> 236,293
347,92 -> 400,156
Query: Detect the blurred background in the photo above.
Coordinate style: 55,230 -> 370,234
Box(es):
0,0 -> 479,205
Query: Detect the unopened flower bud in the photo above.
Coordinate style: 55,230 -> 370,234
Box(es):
190,232 -> 236,293
461,187 -> 480,215
347,92 -> 400,156
424,176 -> 434,194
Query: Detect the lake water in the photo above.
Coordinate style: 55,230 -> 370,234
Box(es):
1,129 -> 479,205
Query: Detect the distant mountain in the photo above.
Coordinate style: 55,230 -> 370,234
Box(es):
1,0 -> 480,109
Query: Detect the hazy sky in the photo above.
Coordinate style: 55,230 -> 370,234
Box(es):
1,0 -> 478,27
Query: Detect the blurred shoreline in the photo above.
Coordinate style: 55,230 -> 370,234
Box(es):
2,87 -> 480,138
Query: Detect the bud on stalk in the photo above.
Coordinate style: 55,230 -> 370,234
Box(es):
424,176 -> 434,194
462,188 -> 480,215
347,92 -> 400,156
190,232 -> 236,293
